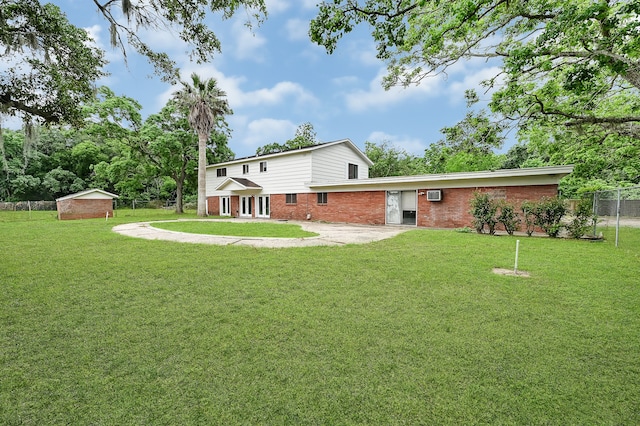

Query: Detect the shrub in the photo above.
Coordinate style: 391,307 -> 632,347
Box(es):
566,197 -> 594,239
496,201 -> 521,236
521,200 -> 536,236
469,192 -> 498,234
532,197 -> 567,238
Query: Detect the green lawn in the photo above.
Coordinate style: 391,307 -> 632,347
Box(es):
150,220 -> 319,238
1,210 -> 639,424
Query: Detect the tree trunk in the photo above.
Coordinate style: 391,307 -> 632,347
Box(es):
197,132 -> 208,216
174,174 -> 184,214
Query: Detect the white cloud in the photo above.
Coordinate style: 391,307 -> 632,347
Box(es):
344,68 -> 441,112
264,0 -> 291,14
235,118 -> 297,150
332,75 -> 359,86
367,131 -> 427,156
285,18 -> 310,41
231,19 -> 267,61
446,64 -> 504,104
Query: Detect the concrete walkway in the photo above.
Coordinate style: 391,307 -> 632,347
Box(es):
112,219 -> 410,248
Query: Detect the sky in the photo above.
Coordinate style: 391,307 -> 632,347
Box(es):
47,0 -> 505,159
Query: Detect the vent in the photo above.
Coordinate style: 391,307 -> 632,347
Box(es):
426,190 -> 442,202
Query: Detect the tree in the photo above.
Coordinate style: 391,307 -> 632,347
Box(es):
365,140 -> 426,177
310,1 -> 640,140
1,1 -> 106,127
173,73 -> 232,216
1,0 -> 266,127
424,106 -> 505,173
90,0 -> 267,80
256,122 -> 319,155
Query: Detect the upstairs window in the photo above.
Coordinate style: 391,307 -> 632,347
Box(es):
285,194 -> 297,204
317,192 -> 328,205
216,168 -> 227,177
242,164 -> 249,174
260,161 -> 267,172
348,163 -> 358,179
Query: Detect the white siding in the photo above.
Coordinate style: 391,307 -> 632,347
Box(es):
207,153 -> 314,196
311,143 -> 369,181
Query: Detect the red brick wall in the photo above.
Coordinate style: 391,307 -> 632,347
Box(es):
207,195 -> 242,217
417,185 -> 558,229
207,184 -> 557,228
57,199 -> 113,220
268,191 -> 387,224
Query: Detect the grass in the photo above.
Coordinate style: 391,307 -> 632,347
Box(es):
1,209 -> 639,424
150,220 -> 319,238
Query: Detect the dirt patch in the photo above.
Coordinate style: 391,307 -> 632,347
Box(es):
492,268 -> 530,278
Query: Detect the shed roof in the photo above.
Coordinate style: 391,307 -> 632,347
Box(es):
56,189 -> 119,202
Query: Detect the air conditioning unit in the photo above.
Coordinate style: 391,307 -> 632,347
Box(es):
426,190 -> 442,202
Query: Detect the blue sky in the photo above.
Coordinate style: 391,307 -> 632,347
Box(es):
51,0 -> 504,159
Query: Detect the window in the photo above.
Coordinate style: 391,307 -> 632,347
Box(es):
242,164 -> 249,174
348,163 -> 358,179
317,192 -> 328,204
285,194 -> 297,204
260,161 -> 267,172
216,168 -> 227,177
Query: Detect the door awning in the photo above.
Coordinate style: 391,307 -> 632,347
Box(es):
215,177 -> 263,193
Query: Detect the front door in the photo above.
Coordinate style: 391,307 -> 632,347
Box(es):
220,196 -> 230,216
256,195 -> 270,218
240,196 -> 253,218
386,191 -> 401,224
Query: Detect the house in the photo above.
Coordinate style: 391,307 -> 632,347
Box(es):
56,189 -> 118,220
206,139 -> 573,229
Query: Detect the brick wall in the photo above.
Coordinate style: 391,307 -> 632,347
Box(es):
417,185 -> 558,229
207,184 -> 558,228
57,199 -> 113,220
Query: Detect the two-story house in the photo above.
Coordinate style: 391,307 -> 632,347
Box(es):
206,138 -> 573,228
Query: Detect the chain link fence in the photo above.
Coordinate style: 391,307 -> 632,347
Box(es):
590,186 -> 640,247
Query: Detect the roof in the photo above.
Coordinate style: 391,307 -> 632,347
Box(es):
215,177 -> 263,191
308,165 -> 575,191
56,189 -> 119,202
207,138 -> 374,168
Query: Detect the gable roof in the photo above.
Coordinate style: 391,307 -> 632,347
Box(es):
308,165 -> 574,191
56,189 -> 119,202
215,177 -> 263,191
207,139 -> 374,168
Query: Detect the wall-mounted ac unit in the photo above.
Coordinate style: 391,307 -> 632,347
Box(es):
426,190 -> 442,202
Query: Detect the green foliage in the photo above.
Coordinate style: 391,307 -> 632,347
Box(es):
521,200 -> 537,237
0,1 -> 106,126
256,122 -> 318,155
469,192 -> 498,235
532,197 -> 568,238
496,201 -> 521,236
566,197 -> 596,239
365,140 -> 426,177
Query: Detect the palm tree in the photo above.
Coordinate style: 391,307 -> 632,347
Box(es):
172,73 -> 232,216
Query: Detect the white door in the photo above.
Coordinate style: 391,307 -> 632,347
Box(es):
240,196 -> 253,218
256,195 -> 270,218
220,196 -> 230,216
386,191 -> 401,224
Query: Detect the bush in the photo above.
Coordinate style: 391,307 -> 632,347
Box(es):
532,197 -> 567,238
470,192 -> 498,234
521,200 -> 536,237
496,201 -> 521,236
566,197 -> 594,239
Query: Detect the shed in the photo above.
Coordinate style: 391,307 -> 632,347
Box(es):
56,189 -> 119,220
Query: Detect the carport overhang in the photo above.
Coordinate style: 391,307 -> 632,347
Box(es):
307,165 -> 574,192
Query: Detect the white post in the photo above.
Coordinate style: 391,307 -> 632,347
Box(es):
106,211 -> 109,221
615,188 -> 621,247
514,240 -> 520,274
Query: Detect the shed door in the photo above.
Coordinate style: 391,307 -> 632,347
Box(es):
386,191 -> 401,224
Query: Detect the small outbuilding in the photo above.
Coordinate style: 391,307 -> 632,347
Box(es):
56,189 -> 119,220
